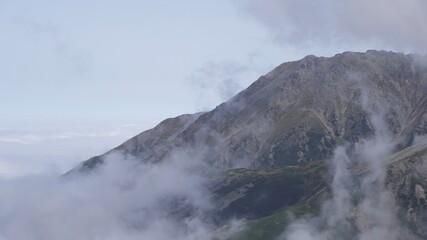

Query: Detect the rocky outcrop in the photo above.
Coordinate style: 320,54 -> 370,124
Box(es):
386,140 -> 427,237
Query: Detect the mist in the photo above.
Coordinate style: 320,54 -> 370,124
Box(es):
236,0 -> 427,54
281,82 -> 419,239
188,54 -> 268,111
0,118 -> 150,176
0,149 -> 237,240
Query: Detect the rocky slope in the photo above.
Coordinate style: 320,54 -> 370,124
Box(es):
72,50 -> 427,239
78,50 -> 426,171
215,138 -> 427,240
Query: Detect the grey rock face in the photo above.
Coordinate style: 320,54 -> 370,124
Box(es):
385,140 -> 427,237
77,50 -> 427,171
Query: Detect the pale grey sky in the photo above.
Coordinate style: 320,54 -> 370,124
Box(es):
0,0 -> 283,120
1,0 -> 426,175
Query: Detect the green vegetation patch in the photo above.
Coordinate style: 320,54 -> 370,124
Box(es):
229,203 -> 317,240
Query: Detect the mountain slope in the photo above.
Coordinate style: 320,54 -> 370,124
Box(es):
71,50 -> 427,239
77,50 -> 426,171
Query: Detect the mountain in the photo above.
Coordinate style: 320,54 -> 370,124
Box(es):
78,50 -> 426,170
72,50 -> 427,239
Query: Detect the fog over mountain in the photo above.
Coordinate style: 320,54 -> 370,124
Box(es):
236,0 -> 427,53
1,50 -> 426,240
78,50 -> 426,170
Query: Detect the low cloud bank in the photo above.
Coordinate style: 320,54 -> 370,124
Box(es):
0,119 -> 150,176
0,150 -> 237,240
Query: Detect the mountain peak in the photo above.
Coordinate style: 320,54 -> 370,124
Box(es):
76,50 -> 427,171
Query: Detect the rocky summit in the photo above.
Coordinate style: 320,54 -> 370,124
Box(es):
73,50 -> 427,239
78,50 -> 426,170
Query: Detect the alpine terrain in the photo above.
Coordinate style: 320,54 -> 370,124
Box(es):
71,50 -> 427,240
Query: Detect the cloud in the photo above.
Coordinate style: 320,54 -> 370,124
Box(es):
280,79 -> 418,239
235,0 -> 427,53
0,119 -> 151,176
0,149 -> 239,240
0,136 -> 41,145
188,53 -> 266,111
0,131 -> 124,145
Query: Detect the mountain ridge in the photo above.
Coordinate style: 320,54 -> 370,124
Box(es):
68,50 -> 427,239
75,50 -> 426,172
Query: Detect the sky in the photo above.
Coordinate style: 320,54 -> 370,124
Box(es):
1,0 -> 426,176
